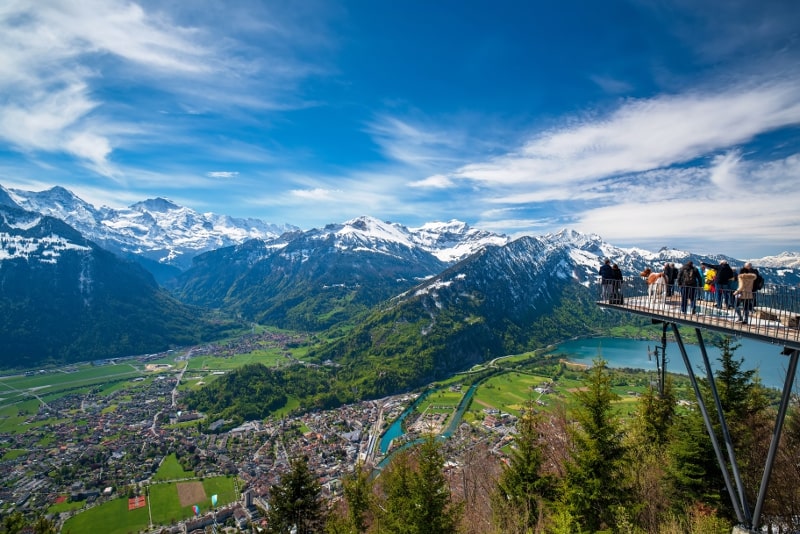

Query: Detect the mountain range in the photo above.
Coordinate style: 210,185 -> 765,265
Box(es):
1,183 -> 798,381
0,203 -> 237,367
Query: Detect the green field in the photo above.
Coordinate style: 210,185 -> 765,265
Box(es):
61,476 -> 237,534
152,453 -> 194,481
186,350 -> 286,372
0,363 -> 148,416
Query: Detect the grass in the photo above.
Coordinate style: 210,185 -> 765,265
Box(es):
61,476 -> 238,534
152,453 -> 193,481
61,494 -> 150,534
47,498 -> 86,514
0,399 -> 41,434
185,349 -> 288,372
1,448 -> 27,461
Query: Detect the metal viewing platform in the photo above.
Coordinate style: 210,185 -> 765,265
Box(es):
598,277 -> 800,533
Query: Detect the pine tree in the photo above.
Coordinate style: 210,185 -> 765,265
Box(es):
561,358 -> 628,532
638,375 -> 676,446
491,405 -> 554,533
327,462 -> 373,534
374,435 -> 461,534
267,455 -> 325,534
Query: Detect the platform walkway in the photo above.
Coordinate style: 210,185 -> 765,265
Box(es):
597,277 -> 800,350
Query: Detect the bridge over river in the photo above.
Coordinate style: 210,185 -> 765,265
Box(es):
598,276 -> 800,534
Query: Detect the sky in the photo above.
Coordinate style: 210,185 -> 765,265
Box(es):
1,0 -> 799,259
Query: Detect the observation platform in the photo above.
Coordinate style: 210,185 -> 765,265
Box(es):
597,276 -> 800,533
597,277 -> 800,350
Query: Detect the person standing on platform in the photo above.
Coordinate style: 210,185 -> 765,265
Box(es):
734,263 -> 758,324
666,262 -> 679,297
678,261 -> 702,314
706,260 -> 735,309
600,258 -> 614,301
611,263 -> 624,304
701,263 -> 717,302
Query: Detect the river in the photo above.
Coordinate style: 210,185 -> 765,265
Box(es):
551,336 -> 796,391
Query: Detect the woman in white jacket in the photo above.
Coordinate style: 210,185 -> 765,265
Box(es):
734,263 -> 758,324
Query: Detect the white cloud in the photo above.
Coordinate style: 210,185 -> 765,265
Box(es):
207,171 -> 240,179
0,0 -> 328,177
290,187 -> 341,200
451,79 -> 800,188
408,174 -> 454,188
708,150 -> 742,188
366,114 -> 471,170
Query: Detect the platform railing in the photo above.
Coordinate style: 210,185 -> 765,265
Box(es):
597,277 -> 800,348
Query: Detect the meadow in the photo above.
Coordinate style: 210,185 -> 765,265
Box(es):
61,475 -> 238,534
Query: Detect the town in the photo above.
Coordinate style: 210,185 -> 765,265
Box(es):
0,334 -> 525,533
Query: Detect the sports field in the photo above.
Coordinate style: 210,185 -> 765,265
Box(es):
61,476 -> 237,534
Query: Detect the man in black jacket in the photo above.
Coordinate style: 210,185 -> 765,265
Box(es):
678,261 -> 702,314
705,260 -> 735,309
599,258 -> 614,301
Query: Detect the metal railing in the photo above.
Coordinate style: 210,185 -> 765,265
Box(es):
597,278 -> 800,349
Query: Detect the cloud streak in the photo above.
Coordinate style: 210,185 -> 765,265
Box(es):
452,79 -> 800,188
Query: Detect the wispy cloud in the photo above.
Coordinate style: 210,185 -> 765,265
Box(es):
0,0 -> 329,176
452,79 -> 800,188
207,171 -> 240,179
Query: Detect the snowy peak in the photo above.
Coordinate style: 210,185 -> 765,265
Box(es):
326,216 -> 416,249
749,252 -> 800,269
0,206 -> 91,264
130,197 -> 181,213
10,185 -> 101,228
306,215 -> 508,262
409,219 -> 509,262
2,184 -> 299,271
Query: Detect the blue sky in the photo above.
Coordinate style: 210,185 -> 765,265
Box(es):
1,0 -> 799,258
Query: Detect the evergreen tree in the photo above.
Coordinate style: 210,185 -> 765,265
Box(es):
561,358 -> 628,532
638,374 -> 676,446
375,435 -> 461,534
327,462 -> 373,534
267,455 -> 325,534
665,337 -> 770,519
375,448 -> 416,534
491,405 -> 554,533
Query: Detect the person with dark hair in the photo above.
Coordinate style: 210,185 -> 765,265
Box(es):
599,258 -> 614,301
701,259 -> 735,309
611,263 -> 624,304
677,260 -> 702,314
734,262 -> 758,324
663,262 -> 677,297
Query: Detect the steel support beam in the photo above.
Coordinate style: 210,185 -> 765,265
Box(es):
671,323 -> 745,524
751,348 -> 799,530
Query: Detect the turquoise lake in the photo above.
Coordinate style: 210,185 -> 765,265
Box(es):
551,336 -> 796,391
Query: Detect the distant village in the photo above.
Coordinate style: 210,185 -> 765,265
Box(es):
0,336 -> 529,533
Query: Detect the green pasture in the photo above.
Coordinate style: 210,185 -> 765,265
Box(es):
0,364 -> 144,413
61,494 -> 150,534
61,476 -> 237,534
1,448 -> 27,461
0,364 -> 142,390
47,498 -> 85,515
185,350 -> 287,372
417,389 -> 462,413
0,398 -> 44,434
467,371 -> 559,416
152,453 -> 194,481
272,396 -> 301,418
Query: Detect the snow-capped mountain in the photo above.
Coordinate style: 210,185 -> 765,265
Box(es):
749,251 -> 800,270
300,215 -> 509,263
1,185 -> 511,277
2,184 -> 298,272
0,204 -> 214,368
407,219 -> 509,262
